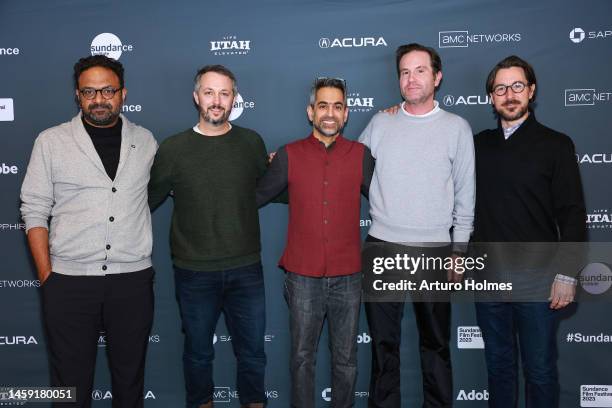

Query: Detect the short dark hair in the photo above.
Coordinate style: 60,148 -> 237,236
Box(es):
486,55 -> 537,101
395,43 -> 442,76
194,64 -> 237,95
73,55 -> 124,89
309,77 -> 347,106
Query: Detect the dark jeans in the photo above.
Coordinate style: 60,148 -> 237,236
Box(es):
42,268 -> 154,408
284,271 -> 361,408
475,302 -> 559,408
174,262 -> 267,407
364,236 -> 452,408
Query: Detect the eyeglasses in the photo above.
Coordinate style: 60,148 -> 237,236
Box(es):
78,87 -> 123,100
492,81 -> 528,96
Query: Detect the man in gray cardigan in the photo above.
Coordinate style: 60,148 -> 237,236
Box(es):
20,55 -> 158,408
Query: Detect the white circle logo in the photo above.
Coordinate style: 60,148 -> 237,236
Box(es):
580,262 -> 612,295
229,93 -> 244,121
92,390 -> 103,400
570,28 -> 586,44
212,333 -> 218,344
443,95 -> 455,106
91,33 -> 124,60
321,388 -> 331,402
319,38 -> 331,48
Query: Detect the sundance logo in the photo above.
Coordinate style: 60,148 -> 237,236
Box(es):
0,98 -> 14,121
347,92 -> 374,113
319,37 -> 387,48
457,389 -> 489,401
90,33 -> 134,60
570,27 -> 612,44
577,153 -> 612,164
210,35 -> 251,56
0,336 -> 38,345
439,30 -> 521,48
580,385 -> 612,407
565,89 -> 612,106
443,94 -> 491,107
0,47 -> 20,56
92,390 -> 155,400
0,279 -> 39,288
228,93 -> 255,121
587,209 -> 612,229
579,263 -> 612,295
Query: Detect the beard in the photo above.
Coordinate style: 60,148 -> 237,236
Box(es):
497,99 -> 529,122
313,117 -> 343,138
202,104 -> 231,126
83,102 -> 121,126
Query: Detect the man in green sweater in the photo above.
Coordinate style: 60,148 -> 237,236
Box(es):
148,65 -> 268,408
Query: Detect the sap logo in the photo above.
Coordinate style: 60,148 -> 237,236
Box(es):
92,390 -> 155,400
0,163 -> 18,174
0,336 -> 38,345
0,98 -> 15,121
0,47 -> 20,56
572,27 -> 612,43
356,333 -> 371,344
319,37 -> 387,48
90,33 -> 133,60
210,36 -> 251,55
322,388 -> 332,402
457,389 -> 489,401
443,95 -> 491,107
213,387 -> 239,403
122,104 -> 142,113
577,153 -> 612,164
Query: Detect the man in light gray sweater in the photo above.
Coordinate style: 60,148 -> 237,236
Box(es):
20,55 -> 157,408
359,43 -> 475,408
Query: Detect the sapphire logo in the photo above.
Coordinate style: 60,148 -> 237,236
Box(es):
210,36 -> 251,56
570,28 -> 586,43
90,33 -> 133,60
0,98 -> 14,121
439,30 -> 521,48
318,37 -> 387,48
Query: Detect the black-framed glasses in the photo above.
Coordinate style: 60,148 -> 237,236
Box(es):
492,81 -> 528,96
79,87 -> 123,100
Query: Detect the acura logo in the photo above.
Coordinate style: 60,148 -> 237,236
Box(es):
443,95 -> 455,106
319,38 -> 331,48
92,390 -> 103,400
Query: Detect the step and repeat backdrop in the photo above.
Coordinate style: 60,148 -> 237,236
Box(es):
2,0 -> 612,406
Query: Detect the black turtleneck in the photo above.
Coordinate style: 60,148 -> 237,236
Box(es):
82,117 -> 122,180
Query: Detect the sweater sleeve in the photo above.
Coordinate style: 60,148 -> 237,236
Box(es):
361,146 -> 375,198
148,139 -> 176,210
20,135 -> 54,233
256,146 -> 288,207
451,122 -> 476,250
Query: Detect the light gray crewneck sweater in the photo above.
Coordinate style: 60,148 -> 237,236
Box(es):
359,103 -> 475,245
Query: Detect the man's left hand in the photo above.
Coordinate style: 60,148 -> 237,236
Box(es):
447,254 -> 465,283
548,280 -> 576,309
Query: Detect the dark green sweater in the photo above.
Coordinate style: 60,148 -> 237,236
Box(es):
149,126 -> 268,271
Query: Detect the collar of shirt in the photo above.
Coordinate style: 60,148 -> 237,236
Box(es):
502,120 -> 525,139
193,123 -> 232,135
400,100 -> 440,118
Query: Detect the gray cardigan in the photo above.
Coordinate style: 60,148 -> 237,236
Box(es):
20,113 -> 158,275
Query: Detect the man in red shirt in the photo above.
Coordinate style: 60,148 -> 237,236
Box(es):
257,77 -> 373,408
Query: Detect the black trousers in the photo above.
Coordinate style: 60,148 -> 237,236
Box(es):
41,268 -> 154,408
364,236 -> 452,408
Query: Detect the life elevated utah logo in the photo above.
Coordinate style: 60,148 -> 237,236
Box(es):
210,35 -> 251,56
438,30 -> 521,48
90,33 -> 134,60
319,36 -> 387,48
347,92 -> 374,113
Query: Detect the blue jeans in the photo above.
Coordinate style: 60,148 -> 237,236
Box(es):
175,262 -> 267,407
475,302 -> 559,408
284,272 -> 361,408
